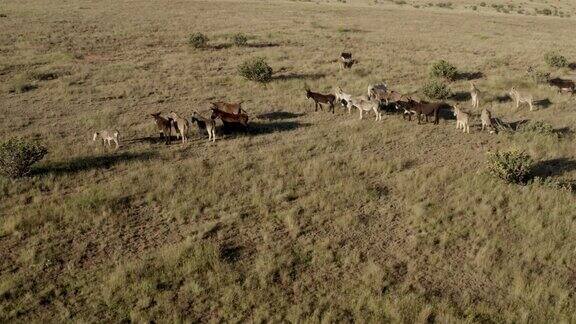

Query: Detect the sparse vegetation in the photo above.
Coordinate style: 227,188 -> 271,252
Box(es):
238,57 -> 273,82
2,0 -> 576,322
232,33 -> 248,46
189,32 -> 209,49
0,139 -> 47,178
544,51 -> 569,68
429,60 -> 458,81
486,149 -> 533,184
421,79 -> 451,99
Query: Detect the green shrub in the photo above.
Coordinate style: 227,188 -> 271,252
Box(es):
189,32 -> 208,49
519,120 -> 555,136
238,57 -> 273,83
421,80 -> 451,99
544,51 -> 568,68
429,60 -> 458,81
232,33 -> 248,46
0,139 -> 48,178
486,150 -> 533,184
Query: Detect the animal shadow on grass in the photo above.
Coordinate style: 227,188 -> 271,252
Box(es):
534,98 -> 552,109
220,245 -> 243,263
33,152 -> 156,176
455,71 -> 484,81
256,111 -> 306,120
450,91 -> 471,102
219,121 -> 311,136
493,94 -> 512,103
272,72 -> 325,81
532,158 -> 576,178
127,135 -> 181,145
245,42 -> 280,48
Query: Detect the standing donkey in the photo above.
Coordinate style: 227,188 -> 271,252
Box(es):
470,82 -> 480,109
305,88 -> 336,113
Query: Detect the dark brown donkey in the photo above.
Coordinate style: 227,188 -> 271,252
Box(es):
210,107 -> 249,127
548,78 -> 575,94
402,100 -> 451,124
305,89 -> 336,113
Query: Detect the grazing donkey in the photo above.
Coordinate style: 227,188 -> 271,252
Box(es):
509,87 -> 534,111
373,90 -> 405,106
211,107 -> 249,127
548,78 -> 575,94
402,100 -> 447,124
470,82 -> 480,109
151,112 -> 173,144
334,87 -> 354,113
367,83 -> 388,100
169,112 -> 190,144
349,97 -> 381,121
211,101 -> 246,114
191,110 -> 216,142
453,104 -> 470,133
305,89 -> 336,113
481,108 -> 494,132
93,130 -> 119,149
340,52 -> 356,69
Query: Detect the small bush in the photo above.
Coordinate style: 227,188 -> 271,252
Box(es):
544,51 -> 568,68
189,32 -> 208,49
238,57 -> 273,83
527,68 -> 550,84
519,120 -> 555,136
429,60 -> 458,81
0,139 -> 48,178
421,80 -> 451,99
232,33 -> 248,46
487,150 -> 533,184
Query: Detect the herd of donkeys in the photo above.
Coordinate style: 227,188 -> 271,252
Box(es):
92,55 -> 576,148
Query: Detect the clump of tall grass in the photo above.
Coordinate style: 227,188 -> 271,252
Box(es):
189,32 -> 209,49
238,57 -> 273,83
7,73 -> 36,93
0,139 -> 48,178
486,149 -> 533,184
232,33 -> 248,46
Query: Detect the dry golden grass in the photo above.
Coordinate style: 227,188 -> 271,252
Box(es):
1,0 -> 576,322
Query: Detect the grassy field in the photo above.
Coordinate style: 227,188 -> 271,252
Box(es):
1,0 -> 576,322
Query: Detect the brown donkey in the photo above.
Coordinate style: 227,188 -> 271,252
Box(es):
305,89 -> 336,113
150,112 -> 173,144
211,107 -> 249,127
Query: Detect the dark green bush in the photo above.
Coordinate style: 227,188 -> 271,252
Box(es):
421,80 -> 451,99
232,33 -> 248,47
429,60 -> 458,81
189,32 -> 208,49
487,150 -> 533,184
238,57 -> 273,83
0,139 -> 48,178
544,51 -> 568,68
